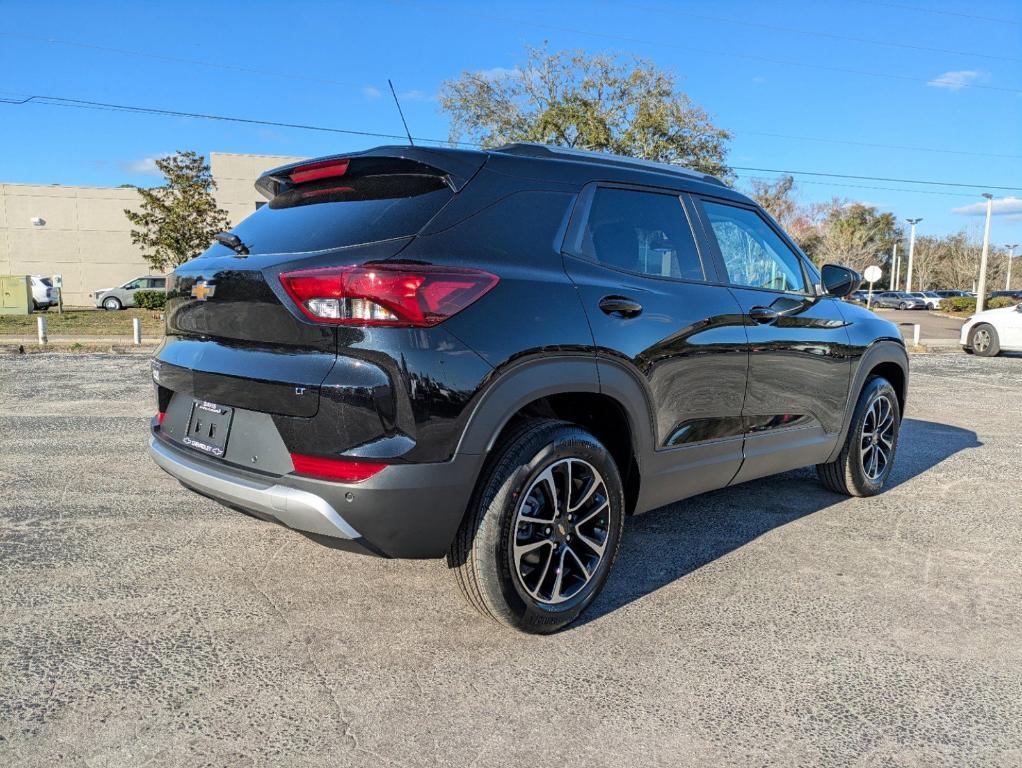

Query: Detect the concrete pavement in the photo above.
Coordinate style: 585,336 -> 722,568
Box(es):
1,353 -> 1020,766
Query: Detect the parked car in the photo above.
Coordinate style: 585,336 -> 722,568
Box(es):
961,303 -> 1022,356
148,144 -> 909,633
905,291 -> 942,309
933,290 -> 969,299
848,290 -> 870,304
30,275 -> 57,310
871,291 -> 926,310
94,276 -> 166,310
988,290 -> 1022,302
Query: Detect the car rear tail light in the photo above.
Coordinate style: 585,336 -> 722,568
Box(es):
157,411 -> 166,425
290,453 -> 387,482
279,264 -> 499,327
288,158 -> 350,185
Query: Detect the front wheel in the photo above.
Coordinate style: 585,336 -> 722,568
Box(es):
970,324 -> 999,357
449,419 -> 625,634
817,377 -> 901,497
102,296 -> 122,311
898,302 -> 909,310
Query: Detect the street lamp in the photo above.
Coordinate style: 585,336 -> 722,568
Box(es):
905,218 -> 922,292
977,194 -> 994,313
1005,243 -> 1019,291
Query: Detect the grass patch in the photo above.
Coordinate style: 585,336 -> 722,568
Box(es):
0,308 -> 165,336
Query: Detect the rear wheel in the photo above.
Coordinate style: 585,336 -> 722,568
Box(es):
817,377 -> 901,497
970,324 -> 999,357
102,296 -> 122,311
449,419 -> 625,634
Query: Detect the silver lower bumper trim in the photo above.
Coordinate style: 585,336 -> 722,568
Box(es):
149,436 -> 361,540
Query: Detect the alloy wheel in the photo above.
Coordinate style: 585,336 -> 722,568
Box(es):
860,394 -> 895,481
511,458 -> 610,605
974,328 -> 991,354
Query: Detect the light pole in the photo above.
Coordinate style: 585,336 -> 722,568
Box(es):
1005,243 -> 1018,291
977,194 -> 994,313
905,218 -> 922,292
891,243 -> 899,290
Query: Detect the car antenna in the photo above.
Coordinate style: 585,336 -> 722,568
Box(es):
388,79 -> 414,146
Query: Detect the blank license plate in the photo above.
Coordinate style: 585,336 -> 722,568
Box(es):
183,400 -> 234,458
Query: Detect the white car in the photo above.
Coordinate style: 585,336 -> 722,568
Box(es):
30,275 -> 57,311
905,291 -> 942,309
960,303 -> 1022,356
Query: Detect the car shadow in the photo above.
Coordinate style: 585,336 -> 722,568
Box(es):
574,418 -> 980,628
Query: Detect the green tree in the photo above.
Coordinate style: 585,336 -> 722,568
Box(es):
820,203 -> 903,273
124,151 -> 230,272
439,45 -> 733,179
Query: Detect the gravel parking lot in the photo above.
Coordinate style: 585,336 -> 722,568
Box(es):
2,352 -> 1020,767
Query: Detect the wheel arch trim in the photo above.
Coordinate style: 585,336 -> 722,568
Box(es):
825,338 -> 908,463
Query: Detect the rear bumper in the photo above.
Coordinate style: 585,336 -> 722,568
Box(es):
149,433 -> 481,558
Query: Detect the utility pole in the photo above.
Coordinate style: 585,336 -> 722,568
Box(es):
1005,243 -> 1018,291
977,194 -> 993,313
891,243 -> 899,290
905,218 -> 922,292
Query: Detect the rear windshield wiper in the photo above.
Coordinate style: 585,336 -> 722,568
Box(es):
214,232 -> 250,256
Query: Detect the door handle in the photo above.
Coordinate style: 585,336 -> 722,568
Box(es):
748,306 -> 779,324
599,295 -> 643,318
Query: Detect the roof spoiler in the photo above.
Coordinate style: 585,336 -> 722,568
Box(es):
255,145 -> 488,200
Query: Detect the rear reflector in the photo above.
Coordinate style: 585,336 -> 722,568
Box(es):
290,453 -> 387,483
157,411 -> 166,425
289,158 -> 350,185
279,263 -> 498,327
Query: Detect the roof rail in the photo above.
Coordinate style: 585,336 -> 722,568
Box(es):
492,142 -> 725,186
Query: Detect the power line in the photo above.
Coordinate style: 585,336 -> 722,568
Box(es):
850,0 -> 1022,26
732,165 -> 1022,192
617,2 -> 1022,63
2,92 -> 1019,192
0,93 -> 459,145
395,3 -> 1022,94
735,129 -> 1022,160
736,173 -> 981,199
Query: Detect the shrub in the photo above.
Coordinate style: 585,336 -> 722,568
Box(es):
134,289 -> 166,310
940,296 -> 976,313
987,296 -> 1017,309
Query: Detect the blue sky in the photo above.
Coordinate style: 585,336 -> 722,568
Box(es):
2,0 -> 1021,244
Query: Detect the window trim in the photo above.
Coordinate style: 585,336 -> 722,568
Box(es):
561,181 -> 719,285
688,193 -> 820,297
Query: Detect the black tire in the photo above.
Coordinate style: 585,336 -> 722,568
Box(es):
32,301 -> 48,312
970,323 -> 1000,357
448,419 -> 625,634
817,377 -> 901,497
102,296 -> 122,311
898,301 -> 908,310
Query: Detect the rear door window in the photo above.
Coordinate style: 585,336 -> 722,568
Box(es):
579,187 -> 705,281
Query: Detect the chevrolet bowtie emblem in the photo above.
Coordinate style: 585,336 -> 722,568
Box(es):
191,281 -> 215,301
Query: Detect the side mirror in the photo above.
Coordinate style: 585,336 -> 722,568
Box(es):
821,264 -> 862,298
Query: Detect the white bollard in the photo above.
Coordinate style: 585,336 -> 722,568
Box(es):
913,324 -> 921,346
37,315 -> 47,345
132,317 -> 142,345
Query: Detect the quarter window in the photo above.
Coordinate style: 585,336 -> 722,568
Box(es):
581,187 -> 705,281
700,201 -> 807,293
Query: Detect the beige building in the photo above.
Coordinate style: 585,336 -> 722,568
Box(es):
0,152 -> 304,306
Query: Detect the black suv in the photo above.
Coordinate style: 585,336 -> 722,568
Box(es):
150,144 -> 908,633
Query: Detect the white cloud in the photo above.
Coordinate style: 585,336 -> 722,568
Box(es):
399,89 -> 434,102
362,85 -> 382,100
475,66 -> 521,81
121,155 -> 167,175
926,70 -> 986,91
952,196 -> 1022,222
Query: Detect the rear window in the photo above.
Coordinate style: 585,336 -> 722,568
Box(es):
228,162 -> 454,255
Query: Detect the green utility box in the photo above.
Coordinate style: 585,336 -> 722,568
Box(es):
0,275 -> 32,315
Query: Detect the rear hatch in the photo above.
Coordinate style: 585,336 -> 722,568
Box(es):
158,148 -> 486,417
